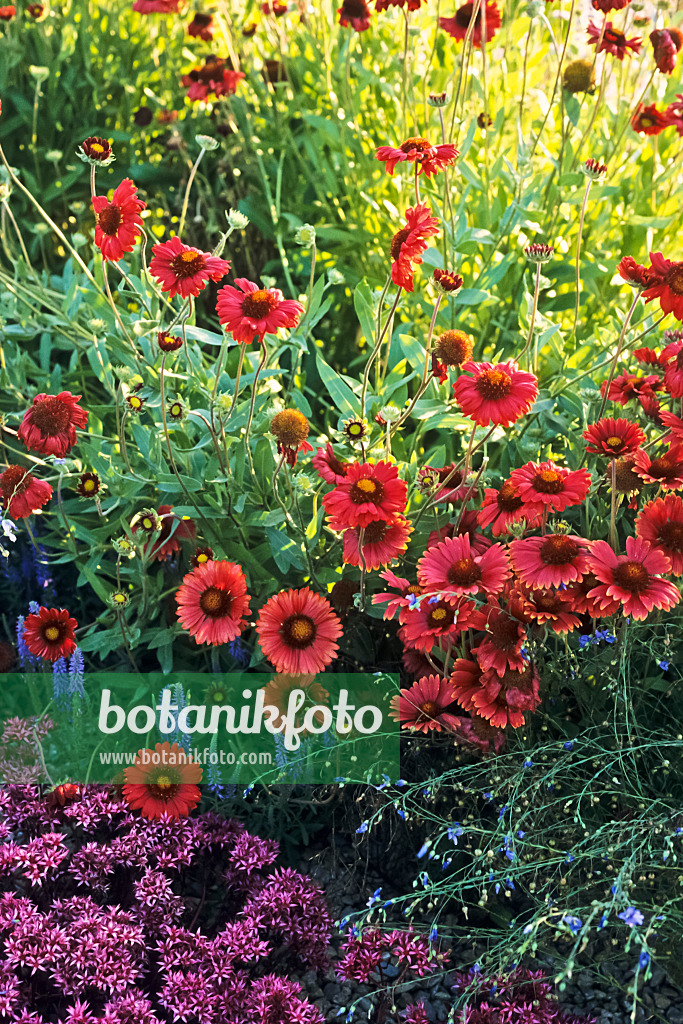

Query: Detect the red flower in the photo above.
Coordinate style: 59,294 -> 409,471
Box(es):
23,607 -> 78,663
188,12 -> 213,39
600,371 -> 661,406
633,443 -> 683,490
311,443 -> 348,484
661,409 -> 683,442
634,347 -> 668,367
454,360 -> 538,427
451,658 -> 540,729
18,392 -> 88,457
389,675 -> 461,734
583,417 -> 645,458
587,20 -> 641,59
439,1 -> 501,48
591,0 -> 631,11
509,534 -> 590,589
650,28 -> 679,74
371,570 -> 422,621
563,573 -> 605,618
342,515 -> 413,570
617,255 -> 653,288
389,202 -> 440,292
92,178 -> 145,263
631,103 -> 671,135
0,465 -> 52,519
510,460 -> 591,513
132,0 -> 179,11
664,348 -> 683,398
323,460 -> 408,530
587,535 -> 680,620
641,251 -> 683,322
262,0 -> 288,13
636,494 -> 683,576
176,559 -> 250,645
0,5 -> 15,17
417,533 -> 510,597
216,278 -> 304,343
123,742 -> 202,820
400,598 -> 474,652
469,604 -> 527,676
150,237 -> 231,299
375,137 -> 459,178
478,480 -> 542,536
181,59 -> 245,101
376,0 -> 425,9
133,505 -> 196,561
509,584 -> 582,633
338,0 -> 372,30
256,588 -> 343,674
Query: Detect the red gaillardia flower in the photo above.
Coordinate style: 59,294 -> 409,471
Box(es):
591,0 -> 631,11
587,20 -> 641,59
634,346 -> 669,367
376,0 -> 425,9
400,598 -> 474,652
311,443 -> 348,484
188,12 -> 213,39
181,58 -> 246,101
469,604 -> 527,676
390,202 -> 440,292
583,417 -> 646,457
510,584 -> 582,633
176,559 -> 250,645
158,331 -> 183,352
650,28 -> 681,75
665,348 -> 683,398
270,410 -> 313,467
417,533 -> 510,597
478,479 -> 542,536
78,136 -> 114,164
18,392 -> 88,457
0,5 -> 15,18
216,278 -> 304,344
375,137 -> 459,178
371,570 -> 422,621
256,588 -> 343,674
587,535 -> 680,620
123,742 -> 202,820
453,360 -> 538,427
0,465 -> 52,519
150,238 -> 231,299
641,251 -> 683,322
600,371 -> 662,407
389,675 -> 460,734
324,460 -> 408,530
133,0 -> 180,12
633,443 -> 683,490
631,104 -> 671,136
92,178 -> 145,263
510,460 -> 591,513
338,0 -> 372,29
618,255 -> 653,289
636,494 -> 683,576
342,515 -> 413,570
134,505 -> 196,561
509,533 -> 590,589
439,2 -> 501,48
23,607 -> 78,662
450,658 -> 540,729
563,573 -> 605,618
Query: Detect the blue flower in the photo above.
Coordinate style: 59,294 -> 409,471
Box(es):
448,824 -> 463,843
598,914 -> 609,929
523,923 -> 534,934
356,821 -> 369,834
565,855 -> 575,864
562,915 -> 583,935
639,951 -> 651,969
523,759 -> 533,768
498,805 -> 508,821
618,907 -> 644,927
563,741 -> 574,751
659,660 -> 670,671
407,594 -> 420,610
428,595 -> 440,605
517,830 -> 526,839
417,842 -> 430,859
395,779 -> 407,787
395,807 -> 406,820
430,926 -> 438,942
578,635 -> 591,649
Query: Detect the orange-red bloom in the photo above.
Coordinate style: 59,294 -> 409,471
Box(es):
338,0 -> 372,29
324,460 -> 408,530
631,103 -> 671,135
587,536 -> 680,620
587,20 -> 641,59
389,675 -> 461,733
1,465 -> 52,519
636,494 -> 683,576
93,178 -> 145,262
216,278 -> 304,344
510,460 -> 591,513
454,360 -> 538,427
478,480 -> 542,536
176,559 -> 250,645
18,392 -> 88,457
641,251 -> 683,322
342,515 -> 413,570
23,607 -> 78,663
181,59 -> 245,100
583,417 -> 646,457
389,202 -> 440,292
256,588 -> 342,674
375,137 -> 459,178
633,443 -> 683,490
439,1 -> 501,48
123,742 -> 202,820
150,237 -> 231,299
417,533 -> 510,597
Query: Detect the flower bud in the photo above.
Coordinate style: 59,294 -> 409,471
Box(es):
195,133 -> 219,151
524,243 -> 554,264
108,591 -> 130,609
428,92 -> 449,108
581,158 -> 607,181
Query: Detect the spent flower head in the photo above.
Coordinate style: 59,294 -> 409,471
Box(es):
195,133 -> 219,151
294,224 -> 316,247
226,208 -> 249,230
428,91 -> 449,107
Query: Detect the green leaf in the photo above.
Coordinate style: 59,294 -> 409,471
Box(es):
316,352 -> 359,415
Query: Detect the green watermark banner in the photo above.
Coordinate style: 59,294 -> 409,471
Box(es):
0,672 -> 401,786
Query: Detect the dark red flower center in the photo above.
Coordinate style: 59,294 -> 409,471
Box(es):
447,557 -> 481,587
198,59 -> 227,83
649,454 -> 681,479
455,2 -> 480,28
475,368 -> 512,401
539,535 -> 580,565
666,265 -> 683,296
489,616 -> 521,650
400,136 -> 433,155
97,203 -> 123,236
499,664 -> 533,693
613,560 -> 650,592
497,481 -> 523,512
241,289 -> 280,320
604,28 -> 625,46
390,226 -> 412,261
531,468 -> 565,494
659,521 -> 683,552
280,614 -> 317,648
199,586 -> 232,618
341,0 -> 369,15
427,602 -> 455,630
417,700 -> 439,719
350,477 -> 384,504
532,591 -> 561,612
1,465 -> 31,495
31,396 -> 72,436
170,250 -> 207,279
363,520 -> 389,544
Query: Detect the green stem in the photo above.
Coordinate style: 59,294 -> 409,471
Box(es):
178,147 -> 207,239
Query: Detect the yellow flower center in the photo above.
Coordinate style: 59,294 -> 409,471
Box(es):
356,478 -> 377,494
156,775 -> 172,789
44,627 -> 60,641
431,607 -> 447,622
606,437 -> 623,448
83,480 -> 95,492
181,250 -> 199,262
91,143 -> 104,153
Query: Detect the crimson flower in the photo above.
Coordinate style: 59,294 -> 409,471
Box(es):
583,417 -> 645,458
453,360 -> 538,427
661,409 -> 683,442
587,20 -> 641,59
123,742 -> 202,820
1,465 -> 52,519
338,0 -> 372,30
633,443 -> 683,490
132,0 -> 179,11
181,58 -> 245,100
509,534 -> 590,589
256,588 -> 343,674
342,515 -> 413,570
631,103 -> 671,135
323,460 -> 408,530
650,28 -> 681,74
636,494 -> 683,576
439,2 -> 501,48
469,604 -> 528,676
92,178 -> 145,262
641,251 -> 683,322
176,560 -> 250,645
664,348 -> 683,398
478,480 -> 542,536
149,238 -> 231,299
23,607 -> 78,662
18,392 -> 88,457
216,278 -> 304,344
591,0 -> 631,11
600,371 -> 662,406
617,255 -> 653,288
587,535 -> 680,620
451,658 -> 540,729
509,583 -> 582,634
400,597 -> 474,652
376,0 -> 425,9
510,460 -> 591,513
188,12 -> 213,39
371,570 -> 422,621
389,675 -> 461,734
416,533 -> 510,597
311,443 -> 348,484
389,202 -> 440,292
375,137 -> 459,178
